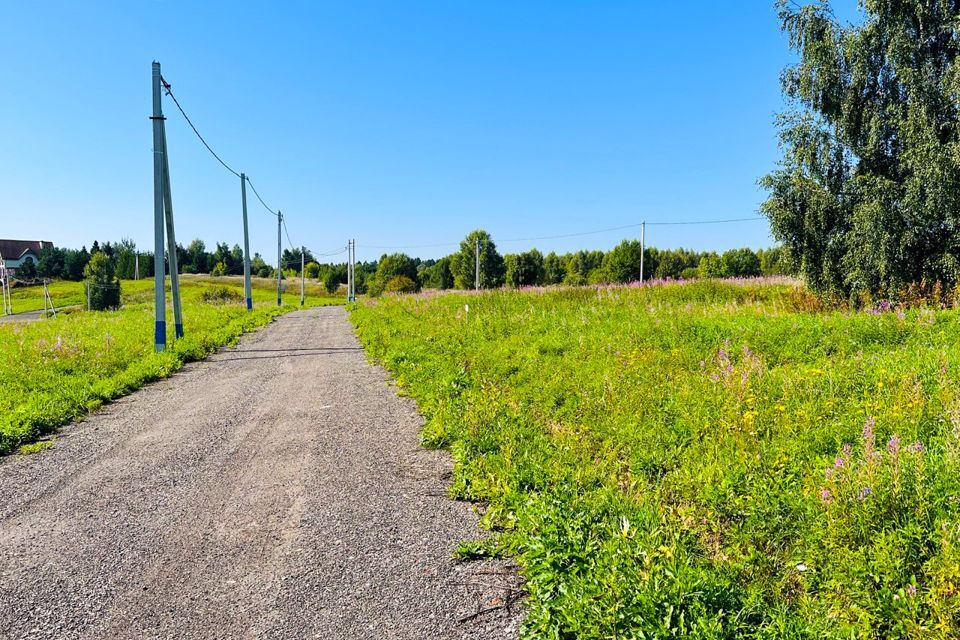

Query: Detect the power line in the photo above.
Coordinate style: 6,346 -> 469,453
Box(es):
245,176 -> 278,217
357,217 -> 767,251
160,76 -> 241,179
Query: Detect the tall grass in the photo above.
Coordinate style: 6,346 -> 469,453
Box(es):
351,280 -> 960,639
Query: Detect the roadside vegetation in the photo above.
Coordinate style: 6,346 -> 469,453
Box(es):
0,276 -> 341,455
352,279 -> 960,638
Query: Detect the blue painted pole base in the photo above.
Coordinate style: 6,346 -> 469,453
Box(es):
155,320 -> 166,352
246,297 -> 252,311
175,323 -> 184,339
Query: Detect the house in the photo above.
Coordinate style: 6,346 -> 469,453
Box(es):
0,239 -> 52,274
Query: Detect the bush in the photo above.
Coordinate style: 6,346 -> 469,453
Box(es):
199,285 -> 244,305
383,275 -> 417,294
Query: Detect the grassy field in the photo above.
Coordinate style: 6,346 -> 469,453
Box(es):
0,275 -> 341,455
6,273 -> 337,314
351,279 -> 960,639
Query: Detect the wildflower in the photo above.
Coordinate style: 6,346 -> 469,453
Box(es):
906,441 -> 925,454
863,418 -> 876,455
718,349 -> 728,361
907,584 -> 917,597
858,487 -> 872,500
796,563 -> 809,572
819,489 -> 831,501
824,468 -> 834,479
887,435 -> 901,456
842,443 -> 852,457
834,457 -> 845,469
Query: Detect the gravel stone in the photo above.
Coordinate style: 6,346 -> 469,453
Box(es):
0,307 -> 523,639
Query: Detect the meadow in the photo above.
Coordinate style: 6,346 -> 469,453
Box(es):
0,275 -> 341,455
351,279 -> 960,639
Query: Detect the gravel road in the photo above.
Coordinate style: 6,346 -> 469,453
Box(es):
0,307 -> 522,639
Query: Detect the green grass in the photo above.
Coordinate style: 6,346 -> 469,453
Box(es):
0,275 -> 341,455
351,280 -> 960,639
7,273 -> 339,314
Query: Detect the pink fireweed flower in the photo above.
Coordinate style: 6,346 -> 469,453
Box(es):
819,488 -> 831,501
887,435 -> 901,456
833,457 -> 845,469
825,467 -> 835,479
906,441 -> 925,454
842,443 -> 852,457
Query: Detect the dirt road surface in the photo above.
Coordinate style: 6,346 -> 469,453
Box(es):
0,307 -> 522,639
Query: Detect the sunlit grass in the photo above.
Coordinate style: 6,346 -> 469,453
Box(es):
351,279 -> 960,639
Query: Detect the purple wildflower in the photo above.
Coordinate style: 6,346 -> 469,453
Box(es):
906,441 -> 925,454
858,487 -> 872,500
887,435 -> 901,456
819,488 -> 831,501
825,467 -> 835,479
834,457 -> 845,469
863,418 -> 876,455
842,443 -> 853,457
907,585 -> 917,597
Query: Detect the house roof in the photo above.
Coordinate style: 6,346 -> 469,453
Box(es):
0,239 -> 52,262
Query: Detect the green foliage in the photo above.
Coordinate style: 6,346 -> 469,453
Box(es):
697,252 -> 728,278
450,230 -> 505,289
383,275 -> 418,294
17,257 -> 37,279
210,261 -> 227,277
603,240 -> 644,283
762,0 -> 960,299
542,251 -> 566,285
721,247 -> 762,277
422,256 -> 454,289
505,249 -> 545,288
199,285 -> 244,304
351,280 -> 960,637
305,261 -> 320,279
368,253 -> 420,296
83,253 -> 120,311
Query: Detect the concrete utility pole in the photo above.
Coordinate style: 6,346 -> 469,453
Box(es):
241,173 -> 252,311
135,253 -> 139,280
151,61 -> 167,351
160,117 -> 184,339
475,238 -> 480,290
350,239 -> 356,302
300,246 -> 305,306
640,221 -> 646,283
277,210 -> 283,307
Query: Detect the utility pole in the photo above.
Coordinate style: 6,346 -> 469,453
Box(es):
276,210 -> 283,307
135,253 -> 139,280
346,239 -> 354,302
159,111 -> 184,339
300,245 -> 305,306
475,238 -> 480,290
350,239 -> 356,302
640,221 -> 646,283
151,61 -> 167,351
240,173 -> 252,311
86,280 -> 91,311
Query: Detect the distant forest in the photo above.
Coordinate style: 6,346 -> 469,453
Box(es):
18,231 -> 793,296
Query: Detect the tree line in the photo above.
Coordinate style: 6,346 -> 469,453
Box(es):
20,231 -> 791,297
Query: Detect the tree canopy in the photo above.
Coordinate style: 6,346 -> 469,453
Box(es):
762,0 -> 960,299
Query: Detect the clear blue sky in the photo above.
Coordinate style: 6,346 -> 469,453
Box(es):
0,1 -> 861,262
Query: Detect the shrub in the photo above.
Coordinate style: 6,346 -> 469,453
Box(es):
199,285 -> 244,305
383,275 -> 417,294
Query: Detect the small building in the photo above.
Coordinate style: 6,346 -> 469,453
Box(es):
0,239 -> 52,275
